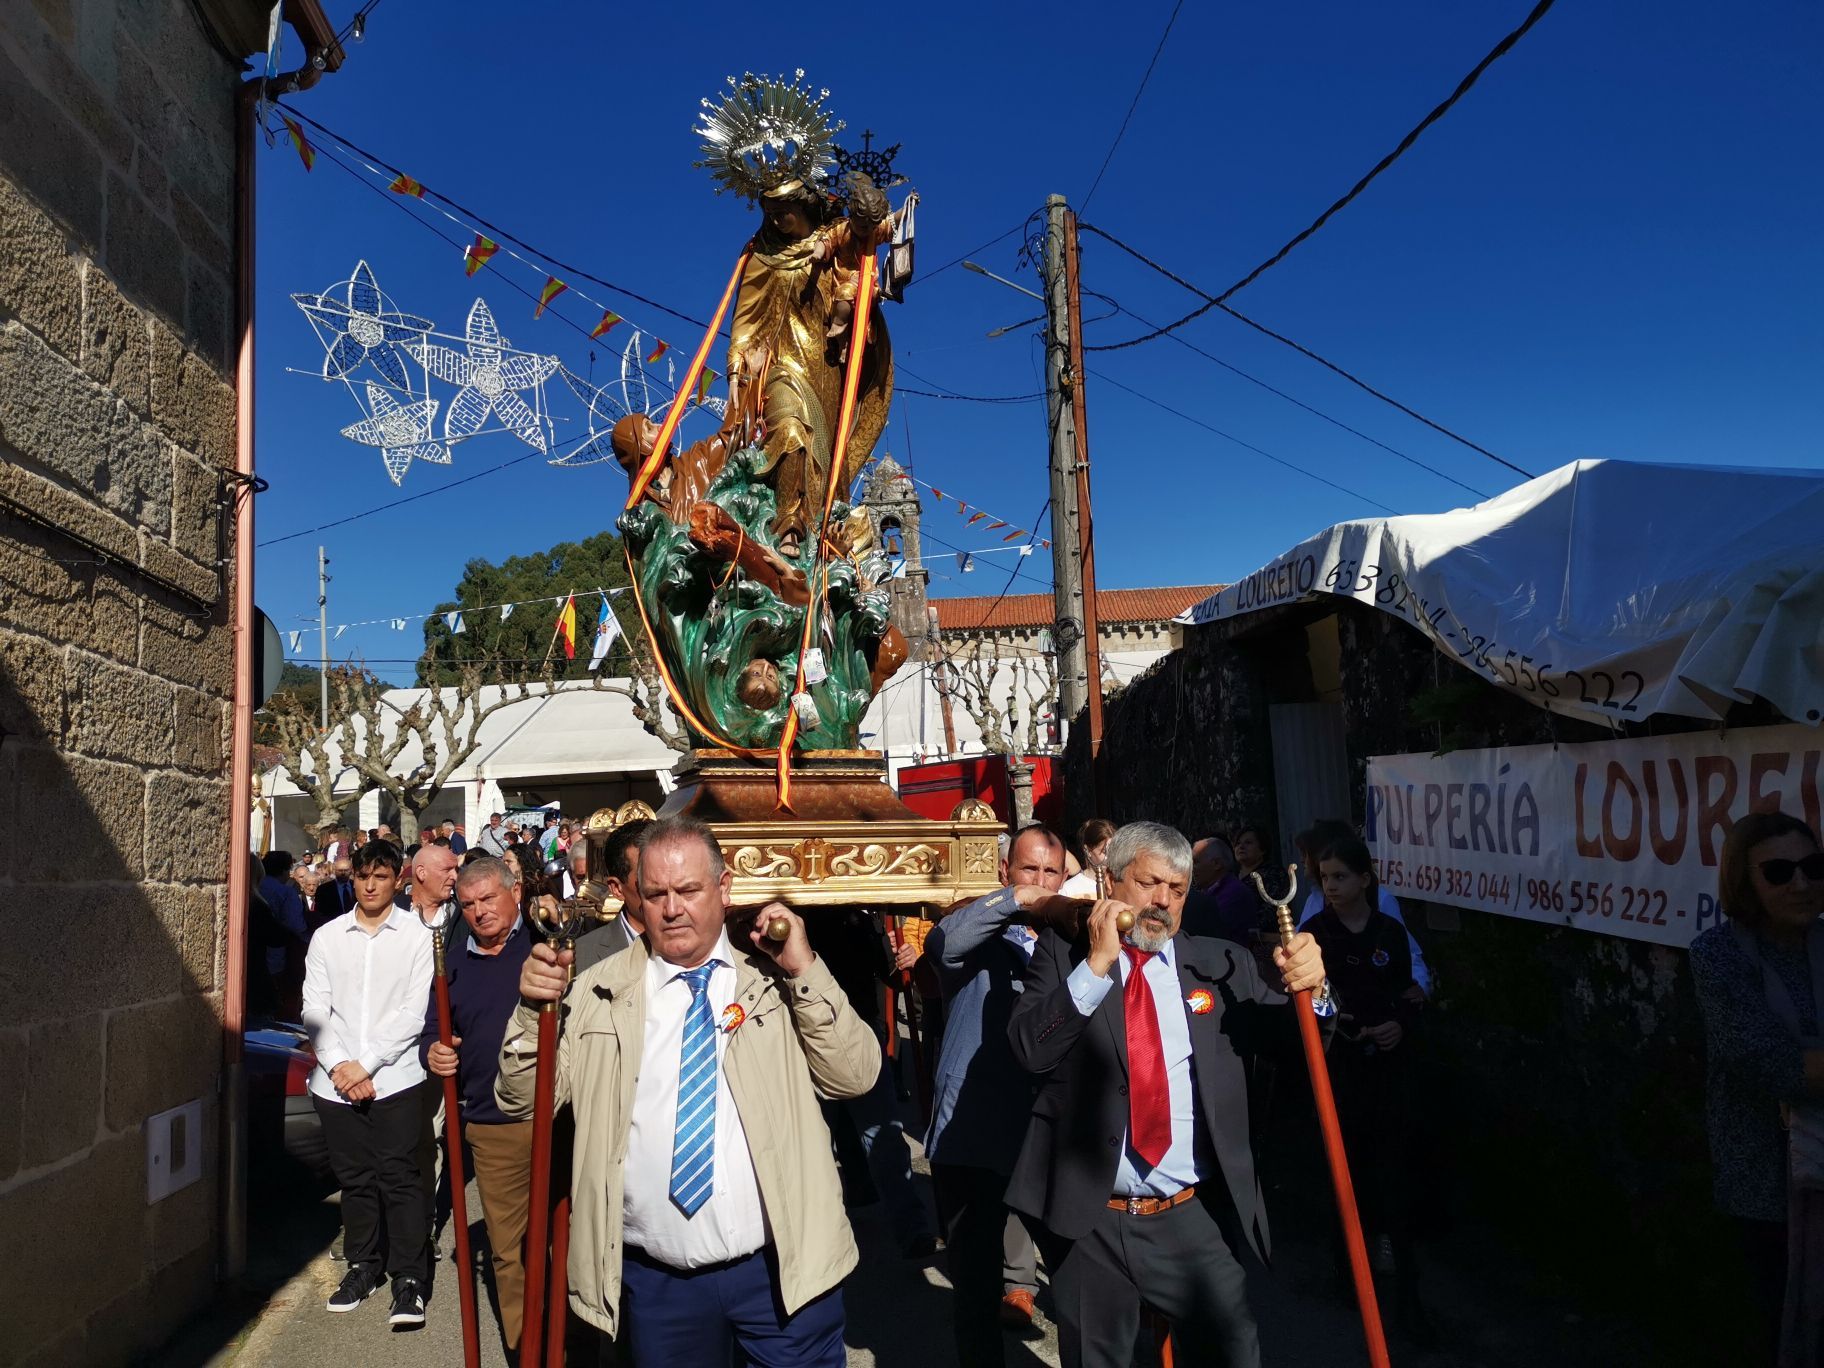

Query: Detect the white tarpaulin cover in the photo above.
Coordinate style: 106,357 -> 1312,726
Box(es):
1178,459 -> 1824,728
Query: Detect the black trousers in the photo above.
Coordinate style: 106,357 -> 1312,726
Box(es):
933,1162 -> 1017,1368
314,1082 -> 430,1284
1041,1196 -> 1257,1368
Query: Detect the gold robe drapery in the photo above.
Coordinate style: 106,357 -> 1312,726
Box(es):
727,217 -> 893,541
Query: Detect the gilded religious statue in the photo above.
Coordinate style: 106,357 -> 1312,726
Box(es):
616,72 -> 917,753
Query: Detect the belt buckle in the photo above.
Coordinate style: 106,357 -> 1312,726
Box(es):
1126,1196 -> 1143,1216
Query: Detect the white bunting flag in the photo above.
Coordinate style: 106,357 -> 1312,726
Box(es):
392,618 -> 408,631
446,611 -> 465,635
334,624 -> 346,639
958,552 -> 974,573
1019,544 -> 1034,557
500,603 -> 514,621
287,631 -> 301,652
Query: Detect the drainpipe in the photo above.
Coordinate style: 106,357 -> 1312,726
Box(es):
223,31 -> 335,1281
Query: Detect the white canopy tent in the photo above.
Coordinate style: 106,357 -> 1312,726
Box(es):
1178,458 -> 1824,727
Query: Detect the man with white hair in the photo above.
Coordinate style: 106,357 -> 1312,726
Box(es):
1008,821 -> 1333,1368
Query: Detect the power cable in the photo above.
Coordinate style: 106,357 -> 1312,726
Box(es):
1086,225 -> 1531,479
1116,304 -> 1490,497
921,222 -> 1029,285
952,498 -> 1054,631
897,363 -> 1044,404
1080,0 -> 1187,212
1088,0 -> 1557,346
1090,370 -> 1401,514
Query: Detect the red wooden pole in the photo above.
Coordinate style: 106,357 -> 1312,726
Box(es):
519,1006 -> 559,1368
544,1195 -> 571,1368
1257,868 -> 1392,1368
433,942 -> 481,1368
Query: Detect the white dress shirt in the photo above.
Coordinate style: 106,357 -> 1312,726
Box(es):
301,907 -> 434,1104
622,931 -> 768,1268
1067,942 -> 1200,1197
1058,870 -> 1098,899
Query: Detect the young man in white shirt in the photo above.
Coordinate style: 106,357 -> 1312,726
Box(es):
301,839 -> 436,1328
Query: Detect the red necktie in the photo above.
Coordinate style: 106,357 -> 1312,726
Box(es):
1122,946 -> 1171,1169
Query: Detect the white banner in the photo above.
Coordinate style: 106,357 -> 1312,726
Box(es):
1365,724 -> 1824,947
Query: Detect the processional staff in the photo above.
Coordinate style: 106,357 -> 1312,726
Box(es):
1250,865 -> 1393,1368
428,897 -> 482,1368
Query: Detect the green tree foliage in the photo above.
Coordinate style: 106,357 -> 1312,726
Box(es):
417,530 -> 638,687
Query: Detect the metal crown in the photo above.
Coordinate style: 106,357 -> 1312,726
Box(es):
694,70 -> 845,203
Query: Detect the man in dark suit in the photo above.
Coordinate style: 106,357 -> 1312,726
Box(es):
1007,821 -> 1332,1368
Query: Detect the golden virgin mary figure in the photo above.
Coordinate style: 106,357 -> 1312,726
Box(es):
696,73 -> 908,555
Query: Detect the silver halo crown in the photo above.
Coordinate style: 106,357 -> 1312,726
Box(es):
694,70 -> 845,204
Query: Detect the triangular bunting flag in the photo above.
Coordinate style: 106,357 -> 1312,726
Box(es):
986,520 -> 1008,531
1019,544 -> 1034,557
695,368 -> 716,404
388,172 -> 427,199
287,631 -> 301,652
1040,539 -> 1052,550
931,488 -> 945,502
392,618 -> 408,630
334,624 -> 346,639
500,603 -> 514,621
958,552 -> 975,573
279,114 -> 316,171
966,511 -> 987,525
534,276 -> 568,319
445,610 -> 465,634
463,234 -> 499,277
590,310 -> 622,340
645,338 -> 669,364
1002,529 -> 1024,542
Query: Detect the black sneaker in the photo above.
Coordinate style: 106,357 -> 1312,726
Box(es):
388,1277 -> 427,1329
326,1264 -> 382,1313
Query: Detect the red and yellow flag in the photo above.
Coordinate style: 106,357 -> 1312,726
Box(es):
986,520 -> 1008,530
556,594 -> 577,661
463,234 -> 499,277
590,310 -> 622,340
280,115 -> 315,172
388,173 -> 426,198
534,276 -> 568,319
695,368 -> 716,404
1002,529 -> 1025,542
930,488 -> 945,502
645,338 -> 669,365
966,511 -> 987,525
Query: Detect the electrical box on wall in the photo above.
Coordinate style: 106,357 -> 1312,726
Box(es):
146,1099 -> 203,1203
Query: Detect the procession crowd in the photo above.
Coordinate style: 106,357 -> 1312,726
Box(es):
243,800 -> 1824,1367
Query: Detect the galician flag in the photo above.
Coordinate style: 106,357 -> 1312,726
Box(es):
555,593 -> 577,661
587,594 -> 622,671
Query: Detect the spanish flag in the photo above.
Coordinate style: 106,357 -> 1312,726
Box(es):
966,511 -> 987,525
534,276 -> 568,319
645,338 -> 669,365
463,234 -> 499,277
1002,529 -> 1025,542
388,173 -> 426,198
556,593 -> 577,661
280,115 -> 316,172
590,310 -> 622,340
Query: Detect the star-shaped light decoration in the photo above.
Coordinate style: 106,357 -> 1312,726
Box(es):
406,299 -> 559,452
291,260 -> 431,391
548,365 -> 628,467
340,381 -> 448,484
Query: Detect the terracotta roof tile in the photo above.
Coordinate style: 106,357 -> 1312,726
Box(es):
932,585 -> 1224,632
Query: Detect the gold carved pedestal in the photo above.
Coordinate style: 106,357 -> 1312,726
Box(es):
658,750 -> 1004,910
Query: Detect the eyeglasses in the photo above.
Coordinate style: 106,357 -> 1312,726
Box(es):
1758,854 -> 1824,886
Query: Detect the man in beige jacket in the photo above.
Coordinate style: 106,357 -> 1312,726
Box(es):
498,814 -> 880,1364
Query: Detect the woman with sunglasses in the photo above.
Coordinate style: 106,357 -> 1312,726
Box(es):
1691,811 -> 1824,1366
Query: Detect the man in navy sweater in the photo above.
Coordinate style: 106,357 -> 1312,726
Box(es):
419,856 -> 536,1354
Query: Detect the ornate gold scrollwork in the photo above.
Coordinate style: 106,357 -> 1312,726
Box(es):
730,844 -> 798,878
829,842 -> 948,878
951,798 -> 998,823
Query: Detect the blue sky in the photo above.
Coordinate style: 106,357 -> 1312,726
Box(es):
254,0 -> 1822,681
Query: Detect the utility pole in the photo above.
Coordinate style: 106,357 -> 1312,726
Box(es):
1062,208 -> 1106,787
317,545 -> 331,728
1041,194 -> 1088,728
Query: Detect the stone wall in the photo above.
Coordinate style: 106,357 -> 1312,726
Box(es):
1065,601 -> 1747,1361
0,1 -> 240,1364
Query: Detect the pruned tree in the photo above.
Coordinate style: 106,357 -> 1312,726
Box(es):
264,663 -> 381,838
944,635 -> 1060,826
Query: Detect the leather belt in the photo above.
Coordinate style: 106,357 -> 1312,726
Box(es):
1107,1186 -> 1196,1216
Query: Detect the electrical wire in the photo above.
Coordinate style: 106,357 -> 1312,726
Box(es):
1088,0 -> 1557,346
921,222 -> 1029,285
952,499 -> 1054,631
1085,225 -> 1530,479
1090,370 -> 1401,514
1080,0 -> 1187,212
897,362 -> 1044,404
333,0 -> 383,46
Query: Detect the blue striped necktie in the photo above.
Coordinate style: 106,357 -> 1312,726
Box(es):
669,963 -> 719,1216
